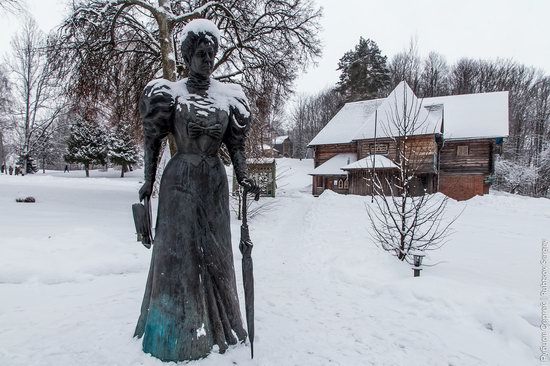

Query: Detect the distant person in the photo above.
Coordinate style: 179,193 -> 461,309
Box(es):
8,166 -> 13,175
1,163 -> 4,174
14,166 -> 19,176
64,164 -> 69,173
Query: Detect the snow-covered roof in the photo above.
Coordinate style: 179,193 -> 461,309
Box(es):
341,155 -> 398,170
308,99 -> 383,146
308,82 -> 508,146
274,135 -> 289,145
309,153 -> 356,176
353,82 -> 442,140
247,158 -> 275,164
423,91 -> 509,140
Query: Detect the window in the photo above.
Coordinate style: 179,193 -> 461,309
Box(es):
369,143 -> 389,155
333,179 -> 338,187
318,176 -> 324,188
338,179 -> 344,189
457,145 -> 469,156
344,178 -> 349,189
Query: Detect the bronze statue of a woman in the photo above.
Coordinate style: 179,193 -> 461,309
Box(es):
134,19 -> 259,362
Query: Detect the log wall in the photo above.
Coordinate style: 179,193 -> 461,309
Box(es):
439,139 -> 494,174
357,135 -> 438,173
313,143 -> 357,168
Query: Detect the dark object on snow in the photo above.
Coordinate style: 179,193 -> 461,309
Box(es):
133,19 -> 260,363
132,196 -> 153,248
16,196 -> 36,203
240,187 -> 260,359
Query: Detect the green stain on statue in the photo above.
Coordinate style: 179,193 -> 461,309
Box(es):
142,295 -> 209,362
142,295 -> 181,362
143,307 -> 176,361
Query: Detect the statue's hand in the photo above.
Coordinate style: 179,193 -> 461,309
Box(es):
239,177 -> 260,196
139,180 -> 153,201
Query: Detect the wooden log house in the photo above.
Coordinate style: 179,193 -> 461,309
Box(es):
308,82 -> 508,201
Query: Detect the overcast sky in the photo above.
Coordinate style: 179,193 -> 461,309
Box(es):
1,0 -> 548,96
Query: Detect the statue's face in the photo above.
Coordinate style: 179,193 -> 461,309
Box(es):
189,39 -> 216,78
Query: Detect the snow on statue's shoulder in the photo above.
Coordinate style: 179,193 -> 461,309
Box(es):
144,78 -> 178,99
208,79 -> 250,117
144,78 -> 250,120
181,19 -> 221,44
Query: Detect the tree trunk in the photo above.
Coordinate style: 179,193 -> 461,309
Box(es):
156,0 -> 178,156
121,163 -> 125,178
85,163 -> 90,177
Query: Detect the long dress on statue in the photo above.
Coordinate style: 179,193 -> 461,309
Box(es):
134,77 -> 250,362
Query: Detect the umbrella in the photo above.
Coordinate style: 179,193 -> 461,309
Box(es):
239,187 -> 259,359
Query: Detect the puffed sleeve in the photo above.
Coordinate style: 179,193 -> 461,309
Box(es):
140,80 -> 174,184
223,97 -> 251,184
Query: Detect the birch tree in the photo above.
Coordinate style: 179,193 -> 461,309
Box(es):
7,17 -> 65,174
0,66 -> 11,165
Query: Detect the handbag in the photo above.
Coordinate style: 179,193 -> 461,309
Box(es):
132,196 -> 153,249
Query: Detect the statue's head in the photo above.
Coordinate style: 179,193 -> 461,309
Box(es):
181,19 -> 220,78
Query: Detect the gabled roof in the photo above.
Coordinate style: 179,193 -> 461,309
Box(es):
353,82 -> 442,140
274,135 -> 289,145
341,155 -> 398,170
309,153 -> 357,176
308,99 -> 383,146
308,82 -> 509,146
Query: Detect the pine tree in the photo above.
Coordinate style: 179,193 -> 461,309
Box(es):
337,37 -> 390,102
64,115 -> 108,177
108,121 -> 138,178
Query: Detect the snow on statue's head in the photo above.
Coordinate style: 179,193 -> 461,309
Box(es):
180,19 -> 220,70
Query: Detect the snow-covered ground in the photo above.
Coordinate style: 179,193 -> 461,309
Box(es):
0,159 -> 548,365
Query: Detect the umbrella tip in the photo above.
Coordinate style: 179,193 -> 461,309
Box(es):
251,342 -> 254,359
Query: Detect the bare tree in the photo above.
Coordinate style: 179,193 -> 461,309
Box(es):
289,87 -> 343,159
49,0 -> 322,185
7,17 -> 65,173
419,51 -> 449,97
366,83 -> 458,263
449,58 -> 480,95
0,65 -> 12,165
388,37 -> 421,94
51,0 -> 322,112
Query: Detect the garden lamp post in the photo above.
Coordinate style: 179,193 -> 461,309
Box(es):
412,252 -> 426,277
